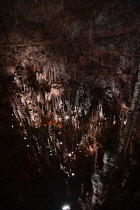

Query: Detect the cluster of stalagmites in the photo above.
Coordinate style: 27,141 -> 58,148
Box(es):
91,151 -> 118,205
79,151 -> 122,209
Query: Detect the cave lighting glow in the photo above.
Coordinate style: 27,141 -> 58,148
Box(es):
61,204 -> 70,210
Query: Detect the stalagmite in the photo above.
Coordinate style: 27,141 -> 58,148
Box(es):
118,65 -> 140,154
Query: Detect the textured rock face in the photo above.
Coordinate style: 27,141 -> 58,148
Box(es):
0,0 -> 140,209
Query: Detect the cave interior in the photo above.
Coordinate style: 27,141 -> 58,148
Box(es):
0,0 -> 140,209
